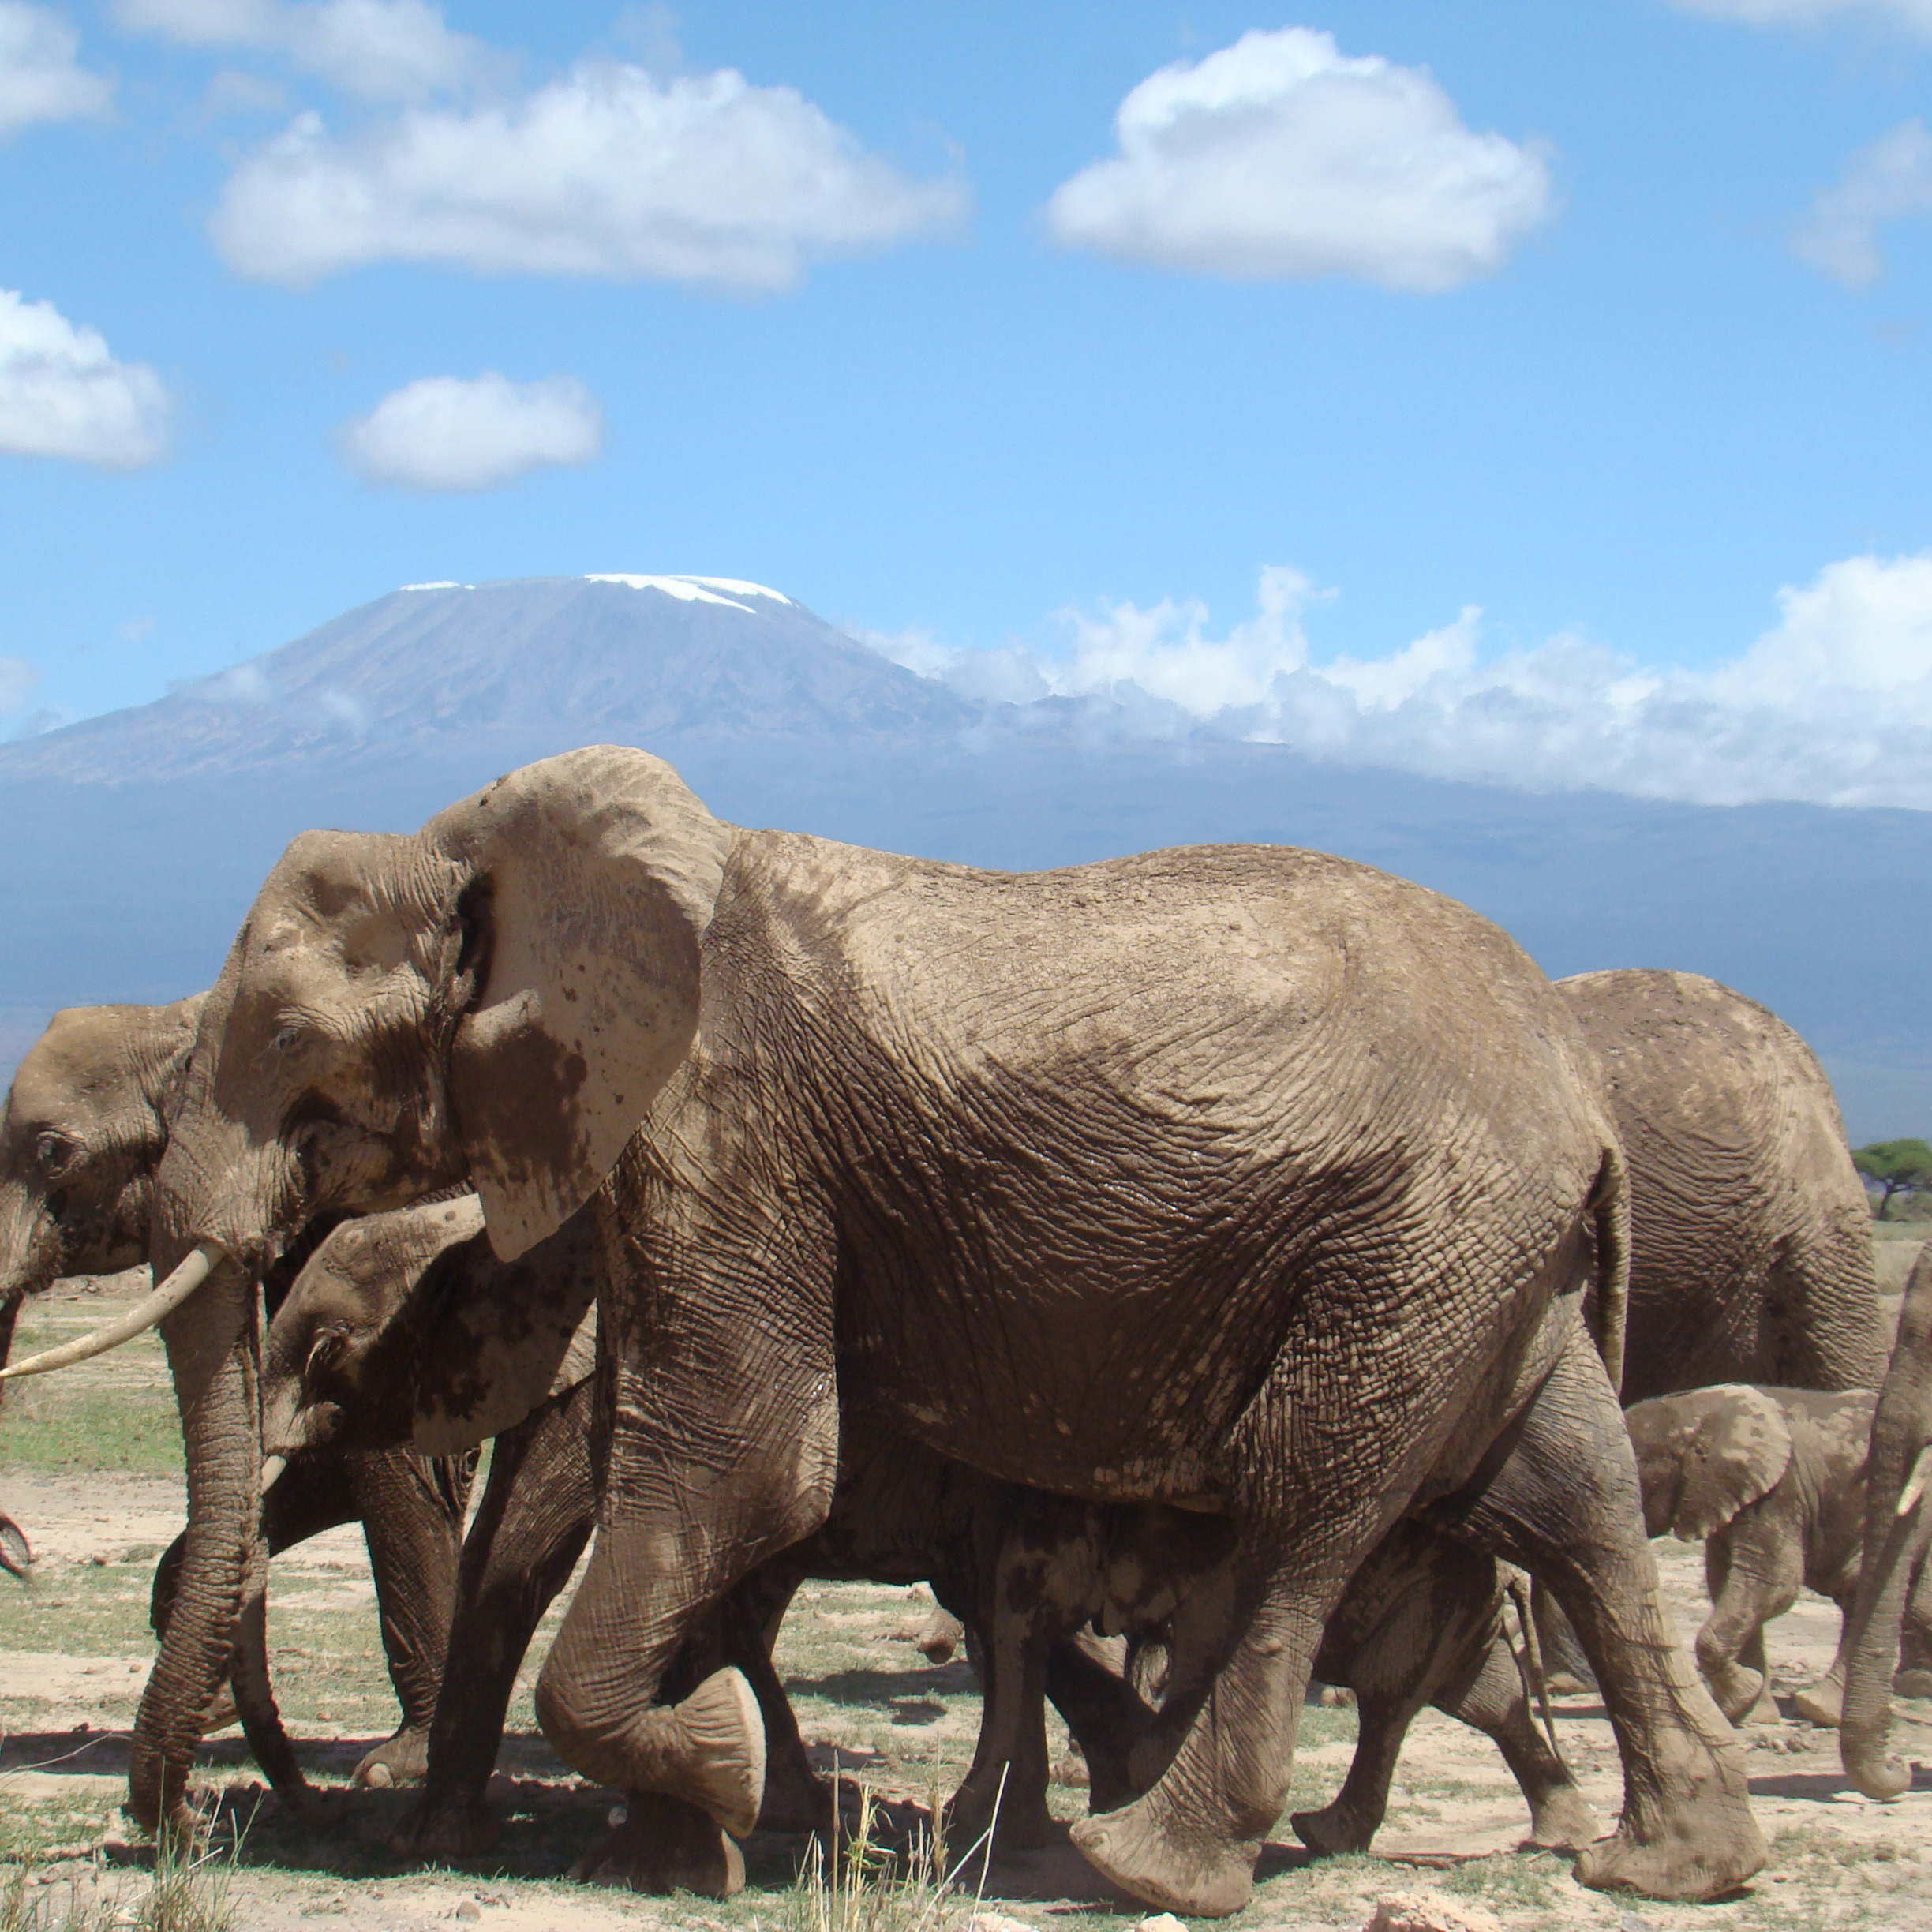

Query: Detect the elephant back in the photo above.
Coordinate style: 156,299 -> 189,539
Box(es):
1559,969 -> 1886,1402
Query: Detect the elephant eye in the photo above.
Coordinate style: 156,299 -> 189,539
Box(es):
305,1332 -> 344,1381
32,1132 -> 69,1174
271,1026 -> 303,1055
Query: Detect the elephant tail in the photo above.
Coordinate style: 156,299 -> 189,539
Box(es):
1586,1141 -> 1631,1398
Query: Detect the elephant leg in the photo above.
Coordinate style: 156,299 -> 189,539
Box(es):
948,1507 -> 1084,1854
1425,1322 -> 1764,1903
1045,1633 -> 1154,1814
1893,1549 -> 1932,1698
1695,1528 -> 1797,1726
1440,1621 -> 1597,1851
1290,1534 -> 1503,1858
533,1258 -> 840,1889
398,1383 -> 597,1859
1070,1356 -> 1444,1915
718,1562 -> 829,1834
346,1447 -> 476,1788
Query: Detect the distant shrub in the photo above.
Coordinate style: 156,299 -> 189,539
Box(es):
1854,1140 -> 1932,1220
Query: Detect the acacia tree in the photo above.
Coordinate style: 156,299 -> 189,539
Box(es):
1852,1140 -> 1932,1220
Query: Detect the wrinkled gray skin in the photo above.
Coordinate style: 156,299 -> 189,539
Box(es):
143,746 -> 1758,1911
1839,1248 -> 1932,1797
266,1200 -> 1590,1882
0,999 -> 470,1792
1627,1385 -> 1895,1724
1559,971 -> 1889,1402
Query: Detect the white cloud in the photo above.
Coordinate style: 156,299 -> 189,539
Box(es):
0,290 -> 169,467
0,657 -> 38,713
339,371 -> 601,490
870,556 -> 1932,810
209,59 -> 967,287
1792,121 -> 1932,285
1668,0 -> 1932,33
115,0 -> 496,101
0,2 -> 111,136
1045,27 -> 1554,290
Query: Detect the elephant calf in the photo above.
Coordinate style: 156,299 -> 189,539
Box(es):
1626,1383 -> 1929,1724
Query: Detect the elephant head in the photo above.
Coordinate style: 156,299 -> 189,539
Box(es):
15,749 -> 728,1835
1624,1384 -> 1792,1543
0,999 -> 207,1580
1840,1246 -> 1932,1799
0,998 -> 204,1324
262,1193 -> 597,1466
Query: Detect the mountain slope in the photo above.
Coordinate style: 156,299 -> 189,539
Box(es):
0,574 -> 1923,1140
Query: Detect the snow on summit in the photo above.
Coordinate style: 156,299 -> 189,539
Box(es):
583,574 -> 792,611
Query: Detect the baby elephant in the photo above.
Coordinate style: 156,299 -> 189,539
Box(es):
1627,1384 -> 1875,1723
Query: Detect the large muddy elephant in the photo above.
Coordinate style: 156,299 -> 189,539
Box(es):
28,747 -> 1760,1911
1559,970 -> 1888,1401
0,999 -> 472,1790
262,1196 -> 1594,1878
1837,1247 -> 1932,1798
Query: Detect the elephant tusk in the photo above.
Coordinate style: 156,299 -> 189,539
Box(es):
259,1455 -> 286,1496
1896,1445 -> 1932,1518
0,1241 -> 224,1380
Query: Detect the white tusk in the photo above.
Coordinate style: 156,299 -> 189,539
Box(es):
0,1241 -> 223,1380
1897,1445 -> 1932,1518
259,1455 -> 286,1496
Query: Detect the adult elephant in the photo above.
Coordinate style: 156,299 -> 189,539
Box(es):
1558,970 -> 1888,1401
1836,1247 -> 1932,1799
0,999 -> 472,1790
29,747 -> 1759,1912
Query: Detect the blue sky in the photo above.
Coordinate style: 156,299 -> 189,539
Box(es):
4,0 -> 1932,806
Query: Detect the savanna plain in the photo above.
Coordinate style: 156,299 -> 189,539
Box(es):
5,1227 -> 1932,1932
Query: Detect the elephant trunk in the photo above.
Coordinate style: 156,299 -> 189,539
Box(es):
127,1254 -> 263,1838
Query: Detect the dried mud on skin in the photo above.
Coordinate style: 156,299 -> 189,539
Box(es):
6,1280 -> 1932,1931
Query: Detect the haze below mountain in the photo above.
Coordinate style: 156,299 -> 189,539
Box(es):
1,574 -> 1923,1140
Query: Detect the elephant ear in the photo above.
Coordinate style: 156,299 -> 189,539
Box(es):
424,747 -> 732,1260
1671,1384 -> 1793,1541
410,1208 -> 601,1455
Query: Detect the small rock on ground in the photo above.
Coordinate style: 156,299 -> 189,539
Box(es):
1363,1893 -> 1504,1932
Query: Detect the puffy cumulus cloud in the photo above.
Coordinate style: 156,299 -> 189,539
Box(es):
0,2 -> 111,136
114,0 -> 497,101
1668,0 -> 1932,32
1044,27 -> 1553,290
209,60 -> 968,287
339,370 -> 601,490
1792,121 -> 1932,284
0,290 -> 169,467
870,556 -> 1932,810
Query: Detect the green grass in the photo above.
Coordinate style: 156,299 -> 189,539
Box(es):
0,1301 -> 180,1477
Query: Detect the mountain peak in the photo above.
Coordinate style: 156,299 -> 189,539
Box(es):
0,574 -> 973,785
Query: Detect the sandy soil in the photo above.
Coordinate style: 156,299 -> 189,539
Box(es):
7,1462 -> 1932,1932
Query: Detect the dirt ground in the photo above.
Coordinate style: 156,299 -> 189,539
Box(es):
6,1269 -> 1932,1932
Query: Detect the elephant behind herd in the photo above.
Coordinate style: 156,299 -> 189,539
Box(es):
0,743 -> 1906,1910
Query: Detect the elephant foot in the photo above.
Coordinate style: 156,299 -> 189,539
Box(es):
1701,1661 -> 1765,1728
571,1792 -> 745,1899
1070,1792 -> 1256,1918
1290,1799 -> 1376,1857
1571,1762 -> 1765,1903
602,1667 -> 766,1840
945,1777 -> 1054,1854
354,1726 -> 430,1789
756,1762 -> 835,1835
1893,1669 -> 1932,1701
1522,1783 -> 1597,1853
1791,1676 -> 1843,1727
393,1794 -> 501,1860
